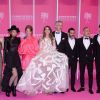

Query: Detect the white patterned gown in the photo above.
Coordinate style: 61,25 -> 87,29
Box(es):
17,38 -> 69,95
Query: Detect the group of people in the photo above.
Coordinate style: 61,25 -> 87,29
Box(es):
0,21 -> 100,97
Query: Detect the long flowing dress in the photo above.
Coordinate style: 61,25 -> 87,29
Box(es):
17,38 -> 69,95
18,36 -> 39,70
2,36 -> 23,92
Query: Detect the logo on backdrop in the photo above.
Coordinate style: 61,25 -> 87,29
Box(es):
41,12 -> 49,24
84,12 -> 92,23
12,15 -> 33,21
58,15 -> 77,22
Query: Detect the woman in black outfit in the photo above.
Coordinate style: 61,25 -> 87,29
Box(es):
2,25 -> 23,97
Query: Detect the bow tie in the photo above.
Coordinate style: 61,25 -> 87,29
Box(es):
56,32 -> 60,34
84,38 -> 89,40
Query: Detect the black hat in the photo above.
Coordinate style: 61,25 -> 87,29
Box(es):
8,25 -> 20,33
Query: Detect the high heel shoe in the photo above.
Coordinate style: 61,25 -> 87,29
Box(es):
6,86 -> 11,97
12,86 -> 16,97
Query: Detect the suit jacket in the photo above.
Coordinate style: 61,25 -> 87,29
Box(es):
52,31 -> 68,55
66,38 -> 78,62
93,34 -> 100,62
78,37 -> 94,62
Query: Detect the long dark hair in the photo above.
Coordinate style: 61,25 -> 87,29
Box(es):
42,26 -> 54,45
0,41 -> 2,48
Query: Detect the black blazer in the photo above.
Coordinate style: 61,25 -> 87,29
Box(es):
66,38 -> 78,61
93,34 -> 100,61
52,31 -> 68,55
78,37 -> 94,62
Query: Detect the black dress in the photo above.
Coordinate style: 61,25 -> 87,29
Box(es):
2,36 -> 23,92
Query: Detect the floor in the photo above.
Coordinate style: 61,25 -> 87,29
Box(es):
0,78 -> 100,100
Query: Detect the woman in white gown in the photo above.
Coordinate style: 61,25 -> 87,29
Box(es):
16,26 -> 69,95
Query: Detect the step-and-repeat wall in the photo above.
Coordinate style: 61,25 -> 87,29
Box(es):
0,0 -> 99,37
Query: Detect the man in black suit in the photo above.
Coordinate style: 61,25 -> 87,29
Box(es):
77,27 -> 94,94
93,25 -> 100,93
52,21 -> 68,93
52,21 -> 68,55
66,28 -> 78,92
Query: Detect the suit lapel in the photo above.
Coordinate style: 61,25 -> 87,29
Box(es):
96,34 -> 100,46
53,32 -> 59,46
82,38 -> 87,50
59,32 -> 63,45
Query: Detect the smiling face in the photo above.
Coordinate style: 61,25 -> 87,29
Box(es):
55,21 -> 63,32
25,25 -> 33,37
11,30 -> 17,37
26,28 -> 32,37
69,30 -> 75,38
44,27 -> 51,36
83,27 -> 90,37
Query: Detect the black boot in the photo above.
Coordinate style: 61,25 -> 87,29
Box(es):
6,86 -> 11,97
12,86 -> 16,97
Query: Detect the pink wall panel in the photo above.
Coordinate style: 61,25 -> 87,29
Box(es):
0,0 -> 9,36
35,0 -> 56,35
0,0 -> 99,37
11,0 -> 33,37
58,0 -> 78,34
80,0 -> 98,37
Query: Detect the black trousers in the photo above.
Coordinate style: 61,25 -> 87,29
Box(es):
79,61 -> 93,89
69,59 -> 77,88
95,60 -> 100,89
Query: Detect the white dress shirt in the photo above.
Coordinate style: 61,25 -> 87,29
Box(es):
97,34 -> 100,45
68,37 -> 75,50
83,37 -> 90,50
55,31 -> 61,45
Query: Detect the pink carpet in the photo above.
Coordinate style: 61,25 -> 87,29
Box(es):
0,79 -> 100,100
0,90 -> 100,100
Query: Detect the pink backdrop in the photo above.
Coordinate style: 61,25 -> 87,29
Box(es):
58,0 -> 78,34
80,0 -> 98,36
11,0 -> 33,37
0,0 -> 99,37
0,0 -> 9,36
35,0 -> 56,35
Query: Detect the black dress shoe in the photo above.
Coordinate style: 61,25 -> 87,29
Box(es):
71,88 -> 76,92
53,92 -> 58,94
6,86 -> 11,97
6,92 -> 10,97
12,86 -> 16,96
60,92 -> 65,94
77,87 -> 85,92
89,89 -> 94,94
96,89 -> 100,93
66,89 -> 69,92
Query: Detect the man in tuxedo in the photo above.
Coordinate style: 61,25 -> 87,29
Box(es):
93,25 -> 100,93
52,21 -> 68,55
66,28 -> 78,92
77,27 -> 94,94
52,21 -> 68,93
